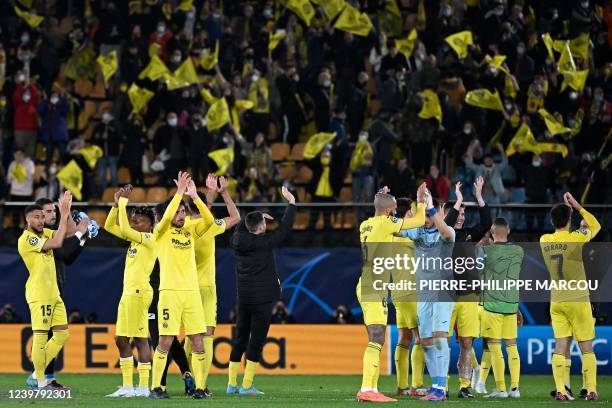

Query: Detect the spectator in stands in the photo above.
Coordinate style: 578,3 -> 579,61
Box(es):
121,115 -> 148,187
465,143 -> 508,204
12,73 -> 39,159
68,309 -> 85,324
0,303 -> 21,323
187,111 -> 211,186
329,304 -> 354,324
38,90 -> 69,164
306,147 -> 345,230
7,148 -> 34,202
275,66 -> 307,145
0,166 -> 6,242
271,301 -> 295,324
92,110 -> 123,194
424,164 -> 451,202
153,112 -> 189,186
310,70 -> 333,132
238,166 -> 268,203
237,132 -> 273,185
522,154 -> 556,230
351,131 -> 375,223
385,157 -> 416,200
148,20 -> 173,62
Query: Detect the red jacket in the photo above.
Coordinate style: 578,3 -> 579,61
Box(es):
424,175 -> 451,202
13,84 -> 39,132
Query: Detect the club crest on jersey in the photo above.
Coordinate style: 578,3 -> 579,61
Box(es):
579,228 -> 588,235
28,237 -> 39,246
215,219 -> 223,225
184,231 -> 191,238
144,233 -> 151,240
390,216 -> 401,223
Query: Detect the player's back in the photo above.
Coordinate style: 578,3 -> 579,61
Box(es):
18,228 -> 59,302
359,215 -> 403,243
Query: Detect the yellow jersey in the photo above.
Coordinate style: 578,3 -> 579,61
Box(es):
18,228 -> 59,303
540,208 -> 601,302
155,194 -> 214,291
192,218 -> 226,287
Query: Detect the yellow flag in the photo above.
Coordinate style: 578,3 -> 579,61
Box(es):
445,31 -> 473,59
96,51 -> 118,82
395,29 -> 417,57
483,54 -> 509,75
206,98 -> 230,131
235,99 -> 254,110
350,140 -> 373,172
539,109 -> 571,135
138,55 -> 169,81
14,6 -> 44,28
230,100 -> 254,134
128,84 -> 155,114
385,0 -> 400,17
304,132 -> 337,159
465,88 -> 503,111
506,123 -> 568,158
418,89 -> 442,124
560,69 -> 588,92
269,31 -> 286,53
312,0 -> 346,20
557,41 -> 576,72
541,33 -> 555,61
569,33 -> 589,61
199,41 -> 219,70
57,160 -> 83,201
200,88 -> 217,105
208,147 -> 234,176
334,4 -> 373,37
417,0 -> 426,28
286,0 -> 315,26
80,145 -> 103,170
12,163 -> 27,183
178,0 -> 193,11
148,42 -> 161,58
165,58 -> 199,90
18,0 -> 33,7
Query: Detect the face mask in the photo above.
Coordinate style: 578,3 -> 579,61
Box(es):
495,8 -> 504,16
489,67 -> 499,75
186,11 -> 195,19
22,92 -> 31,102
21,34 -> 29,44
463,127 -> 472,134
17,74 -> 25,83
581,1 -> 589,8
517,46 -> 525,55
358,133 -> 368,142
594,94 -> 604,102
172,55 -> 181,63
264,8 -> 273,18
504,103 -> 513,111
157,26 -> 165,35
168,117 -> 178,127
532,160 -> 542,167
321,156 -> 331,165
569,92 -> 578,100
443,7 -> 452,17
102,112 -> 112,123
323,79 -> 331,88
50,95 -> 59,104
251,74 -> 259,82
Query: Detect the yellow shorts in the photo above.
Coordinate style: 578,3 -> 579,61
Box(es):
158,290 -> 205,336
29,297 -> 67,331
450,302 -> 480,337
395,301 -> 417,329
116,291 -> 153,338
199,286 -> 217,328
356,283 -> 387,326
550,301 -> 594,342
481,310 -> 517,340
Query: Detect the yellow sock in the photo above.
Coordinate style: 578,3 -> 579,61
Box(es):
489,342 -> 506,392
564,358 -> 571,388
410,344 -> 424,388
44,330 -> 69,367
228,361 -> 240,387
582,363 -> 587,391
120,356 -> 134,387
480,348 -> 491,382
506,345 -> 520,389
394,344 -> 409,389
151,348 -> 168,389
362,342 -> 381,389
242,359 -> 258,389
202,336 -> 213,388
552,353 -> 566,394
138,362 -> 151,388
192,351 -> 206,390
471,347 -> 478,369
184,340 -> 193,373
459,376 -> 471,389
31,333 -> 48,383
582,352 -> 597,393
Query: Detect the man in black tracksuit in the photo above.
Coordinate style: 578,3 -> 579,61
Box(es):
227,186 -> 296,395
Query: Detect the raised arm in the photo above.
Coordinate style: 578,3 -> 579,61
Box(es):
187,175 -> 215,236
218,176 -> 241,229
400,182 -> 427,230
566,192 -> 601,239
426,191 -> 454,241
472,176 -> 492,241
445,182 -> 462,227
104,189 -> 125,239
269,186 -> 297,247
118,196 -> 154,247
155,171 -> 190,234
43,191 -> 72,250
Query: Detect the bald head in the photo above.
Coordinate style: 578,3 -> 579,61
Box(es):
491,217 -> 510,242
374,193 -> 397,216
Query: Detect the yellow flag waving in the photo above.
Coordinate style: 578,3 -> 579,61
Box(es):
350,140 -> 373,172
269,31 -> 287,53
14,6 -> 44,28
178,0 -> 193,11
417,0 -> 426,28
396,29 -> 417,58
206,98 -> 230,131
334,4 -> 373,37
165,58 -> 199,90
465,89 -> 503,111
208,147 -> 235,176
148,42 -> 161,58
80,145 -> 103,170
538,109 -> 571,135
445,31 -> 473,59
200,88 -> 217,105
312,0 -> 346,20
138,55 -> 170,81
557,41 -> 576,72
483,54 -> 509,75
286,0 -> 316,25
569,33 -> 589,61
57,160 -> 83,201
418,89 -> 442,124
230,100 -> 254,134
128,84 -> 155,114
560,69 -> 588,92
541,33 -> 555,61
199,41 -> 219,70
506,123 -> 568,158
304,132 -> 337,159
96,51 -> 118,82
12,163 -> 27,183
385,0 -> 400,17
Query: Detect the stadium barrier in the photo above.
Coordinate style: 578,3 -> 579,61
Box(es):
1,324 -> 610,375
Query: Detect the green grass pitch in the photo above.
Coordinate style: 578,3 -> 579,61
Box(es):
0,374 -> 609,406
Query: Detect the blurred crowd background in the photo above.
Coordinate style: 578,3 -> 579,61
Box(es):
0,0 -> 611,237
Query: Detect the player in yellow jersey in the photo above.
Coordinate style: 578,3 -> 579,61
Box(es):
540,192 -> 601,401
18,191 -> 73,389
149,171 -> 215,400
356,183 -> 426,403
103,186 -> 158,398
183,175 -> 241,396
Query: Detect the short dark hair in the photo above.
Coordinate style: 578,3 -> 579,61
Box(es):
493,217 -> 509,228
132,206 -> 155,225
396,198 -> 413,218
551,204 -> 572,229
34,198 -> 54,207
431,198 -> 441,212
245,211 -> 264,233
24,204 -> 43,216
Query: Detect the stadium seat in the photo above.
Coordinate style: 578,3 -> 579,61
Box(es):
296,187 -> 309,203
101,187 -> 119,203
33,164 -> 46,183
293,165 -> 312,184
89,80 -> 106,98
271,143 -> 290,161
278,164 -> 296,180
292,211 -> 310,230
143,174 -> 159,186
287,143 -> 305,161
343,171 -> 352,185
146,187 -> 168,203
167,187 -> 177,197
74,79 -> 93,97
339,187 -> 353,203
129,187 -> 146,203
117,167 -> 131,185
96,101 -> 113,119
342,211 -> 357,229
88,209 -> 107,228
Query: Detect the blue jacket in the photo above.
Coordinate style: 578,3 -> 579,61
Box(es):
38,99 -> 69,142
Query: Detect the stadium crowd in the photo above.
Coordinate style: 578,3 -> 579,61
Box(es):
0,0 -> 610,228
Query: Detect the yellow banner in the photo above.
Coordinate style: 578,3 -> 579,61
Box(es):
0,324 -> 387,375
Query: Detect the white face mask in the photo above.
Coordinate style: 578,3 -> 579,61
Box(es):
21,34 -> 29,44
17,74 -> 25,83
172,55 -> 181,63
157,26 -> 166,35
569,92 -> 578,100
168,117 -> 178,127
22,92 -> 31,102
323,79 -> 331,88
50,95 -> 59,104
102,112 -> 112,123
464,126 -> 472,134
358,133 -> 368,142
251,74 -> 259,83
